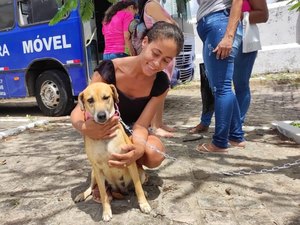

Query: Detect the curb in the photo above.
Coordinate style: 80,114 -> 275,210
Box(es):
0,120 -> 49,140
272,121 -> 300,144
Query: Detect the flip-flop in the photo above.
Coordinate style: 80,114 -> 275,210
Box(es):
196,143 -> 228,154
188,124 -> 209,134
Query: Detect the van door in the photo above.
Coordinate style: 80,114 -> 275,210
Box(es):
83,12 -> 98,79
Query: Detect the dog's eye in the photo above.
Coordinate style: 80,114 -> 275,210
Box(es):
87,98 -> 94,104
103,95 -> 110,100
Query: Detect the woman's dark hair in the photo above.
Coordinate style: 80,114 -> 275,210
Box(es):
145,21 -> 184,55
103,0 -> 138,24
138,0 -> 148,23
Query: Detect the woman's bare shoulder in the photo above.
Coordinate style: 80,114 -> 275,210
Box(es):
145,1 -> 162,11
113,57 -> 138,75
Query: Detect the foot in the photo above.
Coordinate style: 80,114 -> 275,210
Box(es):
189,124 -> 209,134
161,124 -> 176,132
153,127 -> 174,138
229,140 -> 246,148
92,185 -> 113,204
196,143 -> 228,154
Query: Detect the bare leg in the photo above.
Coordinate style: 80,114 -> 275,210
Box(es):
137,135 -> 165,168
151,90 -> 175,138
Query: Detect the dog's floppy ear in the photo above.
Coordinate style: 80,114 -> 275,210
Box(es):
78,91 -> 85,111
110,84 -> 119,103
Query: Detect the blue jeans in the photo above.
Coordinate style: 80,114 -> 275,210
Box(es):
200,35 -> 258,126
233,48 -> 257,124
197,9 -> 244,148
103,52 -> 128,60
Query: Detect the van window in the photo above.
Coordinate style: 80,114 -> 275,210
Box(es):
0,0 -> 14,31
18,0 -> 62,26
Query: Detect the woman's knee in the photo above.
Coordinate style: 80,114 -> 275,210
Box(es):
138,135 -> 165,168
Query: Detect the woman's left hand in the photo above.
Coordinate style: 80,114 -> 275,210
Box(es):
213,36 -> 233,60
108,144 -> 144,168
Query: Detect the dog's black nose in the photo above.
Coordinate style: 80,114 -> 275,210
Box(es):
96,112 -> 107,123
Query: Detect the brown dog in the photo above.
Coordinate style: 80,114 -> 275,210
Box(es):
74,82 -> 151,221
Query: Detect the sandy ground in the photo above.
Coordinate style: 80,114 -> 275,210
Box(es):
0,78 -> 299,225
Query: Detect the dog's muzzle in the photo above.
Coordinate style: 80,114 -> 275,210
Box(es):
95,111 -> 108,124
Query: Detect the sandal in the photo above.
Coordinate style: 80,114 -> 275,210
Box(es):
196,143 -> 228,154
189,124 -> 209,134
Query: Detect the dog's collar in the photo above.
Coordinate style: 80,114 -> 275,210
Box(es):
114,103 -> 120,117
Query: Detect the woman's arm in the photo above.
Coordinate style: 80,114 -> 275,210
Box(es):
123,11 -> 136,56
249,0 -> 268,24
108,89 -> 168,167
70,72 -> 119,140
124,31 -> 136,56
131,90 -> 167,147
145,1 -> 177,24
213,0 -> 243,60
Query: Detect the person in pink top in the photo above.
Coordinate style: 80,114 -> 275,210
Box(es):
138,0 -> 179,138
102,0 -> 138,60
242,0 -> 251,12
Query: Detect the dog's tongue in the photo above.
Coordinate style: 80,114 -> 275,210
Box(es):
84,112 -> 93,120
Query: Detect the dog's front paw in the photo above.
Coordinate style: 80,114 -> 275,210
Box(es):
102,208 -> 112,222
139,202 -> 151,214
74,193 -> 85,203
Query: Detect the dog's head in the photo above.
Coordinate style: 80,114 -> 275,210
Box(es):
78,83 -> 119,124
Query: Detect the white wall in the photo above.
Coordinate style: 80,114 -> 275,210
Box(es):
254,1 -> 300,74
192,0 -> 300,79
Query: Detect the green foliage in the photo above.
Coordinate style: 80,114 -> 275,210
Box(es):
291,122 -> 300,128
49,0 -> 192,25
49,0 -> 117,25
49,0 -> 78,25
288,0 -> 300,11
80,0 -> 94,22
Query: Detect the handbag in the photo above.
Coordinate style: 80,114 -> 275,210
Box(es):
200,63 -> 214,114
242,11 -> 262,53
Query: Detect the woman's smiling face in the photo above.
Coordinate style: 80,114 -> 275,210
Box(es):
140,37 -> 178,76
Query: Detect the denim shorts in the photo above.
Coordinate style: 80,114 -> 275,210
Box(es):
103,52 -> 129,60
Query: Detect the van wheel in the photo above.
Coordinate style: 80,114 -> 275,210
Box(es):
35,70 -> 74,116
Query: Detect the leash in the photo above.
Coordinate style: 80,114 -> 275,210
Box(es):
219,159 -> 300,176
115,104 -> 177,161
119,119 -> 177,161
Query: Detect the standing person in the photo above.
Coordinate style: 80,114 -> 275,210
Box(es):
71,22 -> 184,201
138,0 -> 179,138
189,0 -> 268,134
102,0 -> 138,60
234,0 -> 268,123
195,0 -> 245,153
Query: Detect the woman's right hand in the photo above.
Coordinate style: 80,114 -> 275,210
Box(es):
213,35 -> 234,60
82,115 -> 120,140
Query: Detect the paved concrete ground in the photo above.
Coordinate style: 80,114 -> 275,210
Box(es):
0,76 -> 299,225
